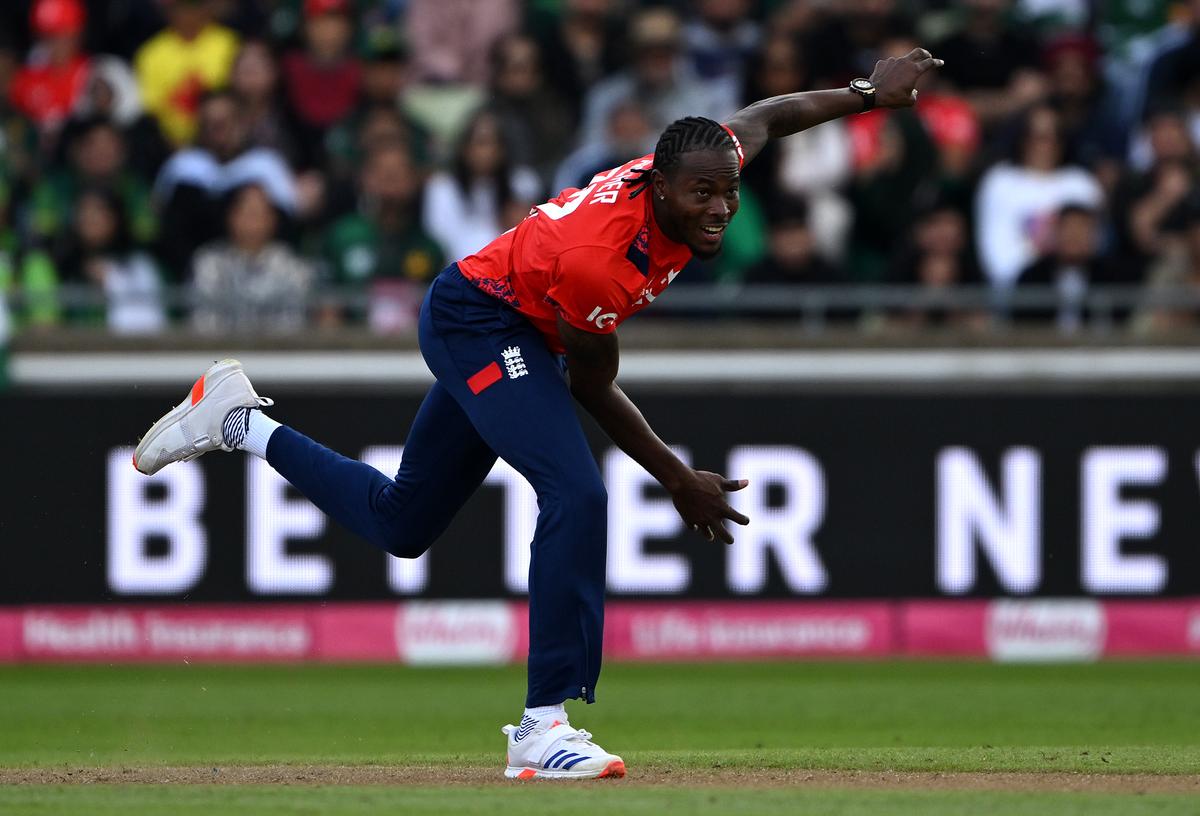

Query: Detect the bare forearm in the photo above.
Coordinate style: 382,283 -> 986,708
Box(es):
726,48 -> 942,165
573,382 -> 691,491
739,89 -> 860,141
726,88 -> 860,164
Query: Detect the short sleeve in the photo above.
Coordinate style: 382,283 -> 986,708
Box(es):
548,246 -> 632,334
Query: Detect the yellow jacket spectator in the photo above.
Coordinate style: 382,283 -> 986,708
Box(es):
134,0 -> 239,145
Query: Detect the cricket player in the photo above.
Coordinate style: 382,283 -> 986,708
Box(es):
134,48 -> 941,780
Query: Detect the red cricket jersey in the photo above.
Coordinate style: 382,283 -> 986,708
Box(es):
458,129 -> 743,353
10,56 -> 90,126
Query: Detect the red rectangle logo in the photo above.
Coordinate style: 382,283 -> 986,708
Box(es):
467,361 -> 502,394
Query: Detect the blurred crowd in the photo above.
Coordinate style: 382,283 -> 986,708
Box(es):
2,0 -> 1200,339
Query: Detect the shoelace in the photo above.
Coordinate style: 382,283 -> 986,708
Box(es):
559,728 -> 597,747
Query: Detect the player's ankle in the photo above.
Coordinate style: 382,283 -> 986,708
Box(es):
524,703 -> 567,722
224,408 -> 281,458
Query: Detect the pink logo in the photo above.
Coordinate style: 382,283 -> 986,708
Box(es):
395,602 -> 517,665
986,600 -> 1105,662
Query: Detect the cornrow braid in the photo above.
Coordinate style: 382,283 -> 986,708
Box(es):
622,116 -> 736,199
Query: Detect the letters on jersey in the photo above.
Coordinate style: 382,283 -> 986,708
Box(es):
457,154 -> 695,353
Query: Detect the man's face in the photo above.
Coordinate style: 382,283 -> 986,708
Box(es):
199,97 -> 244,158
169,1 -> 212,39
306,14 -> 353,61
635,44 -> 677,88
363,58 -> 405,103
363,147 -> 419,205
74,125 -> 124,178
654,148 -> 740,259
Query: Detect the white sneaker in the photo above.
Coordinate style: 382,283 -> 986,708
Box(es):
133,358 -> 272,475
501,715 -> 626,780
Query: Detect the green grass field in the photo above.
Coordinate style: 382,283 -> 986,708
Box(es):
2,661 -> 1199,815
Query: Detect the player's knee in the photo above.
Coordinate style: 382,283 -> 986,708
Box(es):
370,521 -> 433,560
559,474 -> 607,522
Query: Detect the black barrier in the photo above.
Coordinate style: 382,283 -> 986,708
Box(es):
3,391 -> 1200,602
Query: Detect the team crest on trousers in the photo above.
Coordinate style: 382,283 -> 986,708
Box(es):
502,346 -> 528,379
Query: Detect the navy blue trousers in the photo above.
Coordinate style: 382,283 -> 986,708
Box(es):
265,265 -> 607,706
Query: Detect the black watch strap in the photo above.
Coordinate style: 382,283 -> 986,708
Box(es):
849,78 -> 876,112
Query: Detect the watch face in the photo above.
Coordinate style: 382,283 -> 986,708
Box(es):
851,79 -> 874,92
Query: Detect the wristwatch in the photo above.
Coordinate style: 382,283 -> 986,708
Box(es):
849,78 -> 876,112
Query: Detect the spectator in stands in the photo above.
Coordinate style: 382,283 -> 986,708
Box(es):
422,108 -> 540,260
974,104 -> 1104,289
324,28 -> 430,183
802,0 -> 914,87
1136,203 -> 1200,332
29,117 -> 157,250
9,0 -> 90,135
869,32 -> 981,214
683,0 -> 761,103
1128,99 -> 1199,173
0,280 -> 8,388
51,185 -> 166,333
134,0 -> 239,146
405,0 -> 518,85
282,0 -> 361,167
580,7 -> 737,150
552,98 -> 654,193
1139,0 -> 1200,130
1112,109 -> 1200,281
358,26 -> 409,112
889,202 -> 985,328
0,179 -> 56,330
324,141 -> 444,332
934,0 -> 1049,129
231,40 -> 301,168
1043,34 -> 1125,182
487,34 -> 574,189
1013,204 -> 1122,330
848,107 -> 939,282
71,54 -> 171,180
529,0 -> 624,123
739,32 -> 852,263
191,183 -> 312,334
154,89 -> 296,273
0,36 -> 38,191
744,195 -> 842,286
0,181 -> 18,299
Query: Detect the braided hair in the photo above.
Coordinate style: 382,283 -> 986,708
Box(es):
623,116 -> 736,199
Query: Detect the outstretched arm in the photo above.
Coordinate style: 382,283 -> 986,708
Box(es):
557,316 -> 750,544
725,47 -> 944,166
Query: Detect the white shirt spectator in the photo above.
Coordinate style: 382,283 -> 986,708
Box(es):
974,162 -> 1104,287
423,167 -> 541,261
775,121 -> 853,261
100,251 -> 166,334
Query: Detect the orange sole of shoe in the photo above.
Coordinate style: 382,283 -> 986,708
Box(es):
597,760 -> 626,778
510,760 -> 626,781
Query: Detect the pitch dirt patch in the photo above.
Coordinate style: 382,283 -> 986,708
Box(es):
3,765 -> 1198,794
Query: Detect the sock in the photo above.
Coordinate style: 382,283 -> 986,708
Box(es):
223,408 -> 281,459
524,704 -> 567,724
